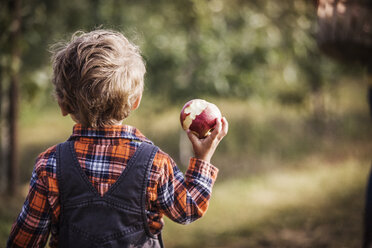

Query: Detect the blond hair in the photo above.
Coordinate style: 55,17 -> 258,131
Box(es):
51,29 -> 146,128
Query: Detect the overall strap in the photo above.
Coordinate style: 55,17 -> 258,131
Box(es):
105,142 -> 159,234
56,141 -> 97,205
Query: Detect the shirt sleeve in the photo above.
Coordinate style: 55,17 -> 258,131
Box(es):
7,155 -> 53,248
150,151 -> 219,225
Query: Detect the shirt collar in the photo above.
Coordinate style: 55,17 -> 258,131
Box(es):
69,124 -> 153,144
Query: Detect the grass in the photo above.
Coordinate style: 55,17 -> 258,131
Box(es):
162,157 -> 369,248
1,80 -> 371,247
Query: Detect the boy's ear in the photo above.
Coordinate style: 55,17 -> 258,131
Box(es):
58,101 -> 69,116
131,94 -> 142,111
60,108 -> 69,116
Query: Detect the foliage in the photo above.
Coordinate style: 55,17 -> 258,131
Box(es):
1,0 -> 363,106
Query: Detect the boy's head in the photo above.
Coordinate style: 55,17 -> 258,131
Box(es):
52,29 -> 146,128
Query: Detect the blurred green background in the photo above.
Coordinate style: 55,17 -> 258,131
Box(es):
1,0 -> 371,247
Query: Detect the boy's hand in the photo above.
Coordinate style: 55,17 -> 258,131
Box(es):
187,117 -> 228,163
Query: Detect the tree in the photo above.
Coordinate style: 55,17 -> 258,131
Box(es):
0,0 -> 22,195
0,0 -> 22,196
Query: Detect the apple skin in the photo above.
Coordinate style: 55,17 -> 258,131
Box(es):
180,99 -> 222,138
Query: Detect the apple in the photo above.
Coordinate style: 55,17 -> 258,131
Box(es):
180,99 -> 222,138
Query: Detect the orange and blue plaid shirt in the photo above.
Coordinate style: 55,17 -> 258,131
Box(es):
7,124 -> 218,248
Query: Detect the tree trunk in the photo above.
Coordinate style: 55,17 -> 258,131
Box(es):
0,60 -> 3,193
368,66 -> 372,118
7,0 -> 21,196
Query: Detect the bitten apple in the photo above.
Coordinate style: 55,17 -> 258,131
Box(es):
180,99 -> 222,138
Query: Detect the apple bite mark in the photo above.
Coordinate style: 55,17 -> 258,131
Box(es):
180,99 -> 222,138
182,100 -> 208,130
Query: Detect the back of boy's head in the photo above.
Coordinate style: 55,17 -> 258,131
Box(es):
52,29 -> 146,128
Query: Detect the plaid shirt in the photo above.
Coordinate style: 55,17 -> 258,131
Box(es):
7,124 -> 218,248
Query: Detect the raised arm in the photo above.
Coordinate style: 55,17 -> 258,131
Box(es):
152,117 -> 228,224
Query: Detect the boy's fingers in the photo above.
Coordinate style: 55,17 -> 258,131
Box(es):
187,130 -> 200,146
187,116 -> 225,144
222,117 -> 228,134
217,117 -> 228,140
208,118 -> 221,141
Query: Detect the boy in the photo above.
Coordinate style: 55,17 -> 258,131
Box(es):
7,29 -> 228,247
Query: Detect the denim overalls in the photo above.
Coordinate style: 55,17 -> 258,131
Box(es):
56,141 -> 163,248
